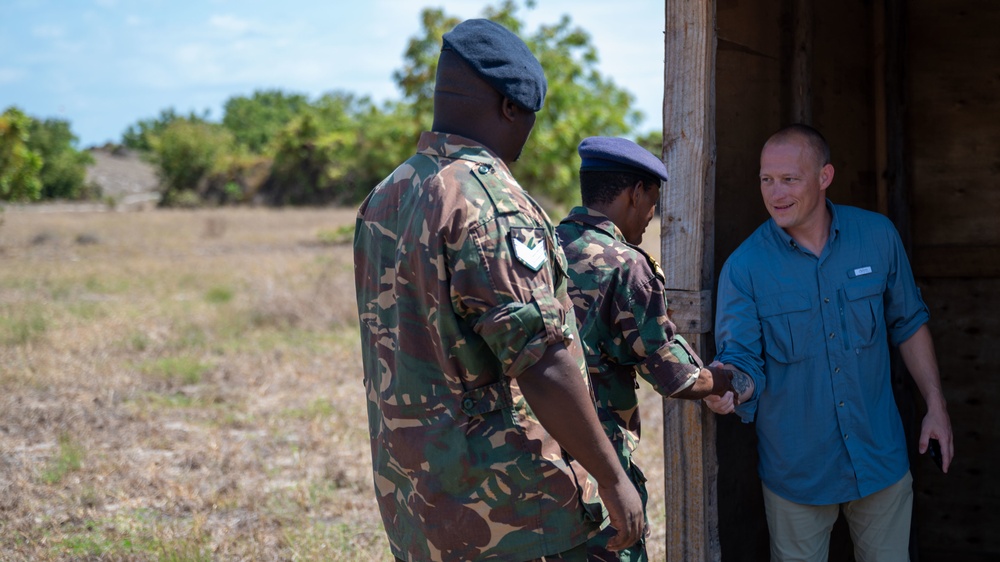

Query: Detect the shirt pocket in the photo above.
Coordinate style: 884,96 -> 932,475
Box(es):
758,292 -> 815,364
841,278 -> 885,349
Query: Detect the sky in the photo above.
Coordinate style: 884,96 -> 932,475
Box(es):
0,0 -> 667,149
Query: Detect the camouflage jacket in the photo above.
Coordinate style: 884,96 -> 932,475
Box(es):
354,132 -> 602,561
556,207 -> 702,462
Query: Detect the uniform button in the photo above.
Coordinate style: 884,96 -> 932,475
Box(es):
844,434 -> 849,440
463,398 -> 475,410
829,332 -> 836,339
839,402 -> 845,407
835,367 -> 840,373
824,297 -> 830,303
478,165 -> 490,174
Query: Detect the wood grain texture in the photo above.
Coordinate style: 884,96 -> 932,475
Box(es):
662,0 -> 720,560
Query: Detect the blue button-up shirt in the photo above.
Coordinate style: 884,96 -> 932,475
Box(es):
715,201 -> 929,504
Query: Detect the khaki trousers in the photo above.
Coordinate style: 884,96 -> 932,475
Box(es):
762,471 -> 913,562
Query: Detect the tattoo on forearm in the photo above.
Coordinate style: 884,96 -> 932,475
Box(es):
732,372 -> 751,396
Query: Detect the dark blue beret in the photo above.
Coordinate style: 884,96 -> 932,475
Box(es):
442,19 -> 547,112
578,136 -> 669,182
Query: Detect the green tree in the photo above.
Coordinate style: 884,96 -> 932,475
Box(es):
27,117 -> 95,200
636,130 -> 664,160
0,107 -> 43,202
393,8 -> 461,133
264,92 -> 415,205
149,119 -> 235,206
222,90 -> 311,154
122,108 -> 209,152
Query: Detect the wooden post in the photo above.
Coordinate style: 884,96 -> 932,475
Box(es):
662,0 -> 720,560
884,0 -> 910,249
792,0 -> 813,124
874,0 -> 889,216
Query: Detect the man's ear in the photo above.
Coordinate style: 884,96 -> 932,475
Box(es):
819,163 -> 835,191
500,96 -> 518,123
629,180 -> 645,208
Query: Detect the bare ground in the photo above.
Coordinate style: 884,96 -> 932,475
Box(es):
0,207 -> 669,561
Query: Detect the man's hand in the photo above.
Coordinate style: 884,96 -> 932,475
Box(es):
897,325 -> 953,474
518,343 -> 643,551
703,391 -> 735,415
599,476 -> 644,552
702,361 -> 753,414
918,407 -> 954,473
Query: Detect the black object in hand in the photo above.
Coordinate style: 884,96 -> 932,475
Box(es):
928,438 -> 943,472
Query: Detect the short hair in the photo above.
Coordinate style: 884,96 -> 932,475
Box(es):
767,123 -> 831,166
580,170 -> 658,207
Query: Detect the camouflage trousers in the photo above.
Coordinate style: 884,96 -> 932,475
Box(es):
393,541 -> 587,562
585,461 -> 649,562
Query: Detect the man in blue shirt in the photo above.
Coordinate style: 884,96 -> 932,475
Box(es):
706,124 -> 953,561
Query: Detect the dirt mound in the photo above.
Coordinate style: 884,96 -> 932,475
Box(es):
85,147 -> 161,210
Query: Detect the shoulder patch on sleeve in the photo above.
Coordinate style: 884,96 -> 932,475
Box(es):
510,227 -> 548,271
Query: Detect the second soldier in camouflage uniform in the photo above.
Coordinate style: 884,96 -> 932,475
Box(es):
354,23 -> 643,562
556,137 -> 746,561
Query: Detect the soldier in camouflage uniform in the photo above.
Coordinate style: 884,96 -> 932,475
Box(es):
556,137 -> 748,561
353,21 -> 643,562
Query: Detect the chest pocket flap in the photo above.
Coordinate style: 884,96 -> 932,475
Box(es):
844,278 -> 884,302
758,292 -> 812,318
843,278 -> 885,348
757,292 -> 814,363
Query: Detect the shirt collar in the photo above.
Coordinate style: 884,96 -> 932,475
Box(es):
417,131 -> 512,175
767,198 -> 840,250
561,206 -> 628,244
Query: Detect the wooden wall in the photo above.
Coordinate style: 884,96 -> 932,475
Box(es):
905,1 -> 1000,559
713,0 -> 779,557
708,0 -> 1000,559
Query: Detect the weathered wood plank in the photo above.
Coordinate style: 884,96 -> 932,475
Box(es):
791,0 -> 813,124
907,0 -> 1000,248
662,0 -> 719,560
913,246 -> 1000,278
663,289 -> 713,335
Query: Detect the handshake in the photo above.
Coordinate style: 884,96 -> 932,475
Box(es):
703,362 -> 751,414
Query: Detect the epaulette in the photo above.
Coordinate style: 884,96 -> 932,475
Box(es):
471,162 -> 518,215
628,242 -> 665,281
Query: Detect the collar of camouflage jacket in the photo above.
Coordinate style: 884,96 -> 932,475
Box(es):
561,206 -> 628,244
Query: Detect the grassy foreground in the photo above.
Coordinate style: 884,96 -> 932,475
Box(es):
0,207 -> 668,561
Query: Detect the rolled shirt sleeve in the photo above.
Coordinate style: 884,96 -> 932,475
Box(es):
452,214 -> 578,379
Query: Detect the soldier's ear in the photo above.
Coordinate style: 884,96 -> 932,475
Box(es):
629,180 -> 645,208
500,96 -> 518,123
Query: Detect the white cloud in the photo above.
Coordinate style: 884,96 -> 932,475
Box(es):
208,14 -> 256,35
0,67 -> 26,85
32,24 -> 64,39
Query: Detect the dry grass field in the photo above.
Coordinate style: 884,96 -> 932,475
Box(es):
0,207 -> 669,561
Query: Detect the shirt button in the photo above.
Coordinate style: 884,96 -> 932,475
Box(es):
829,332 -> 836,339
839,402 -> 845,407
463,398 -> 475,410
844,434 -> 849,440
478,165 -> 490,174
835,367 -> 840,373
824,297 -> 830,303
